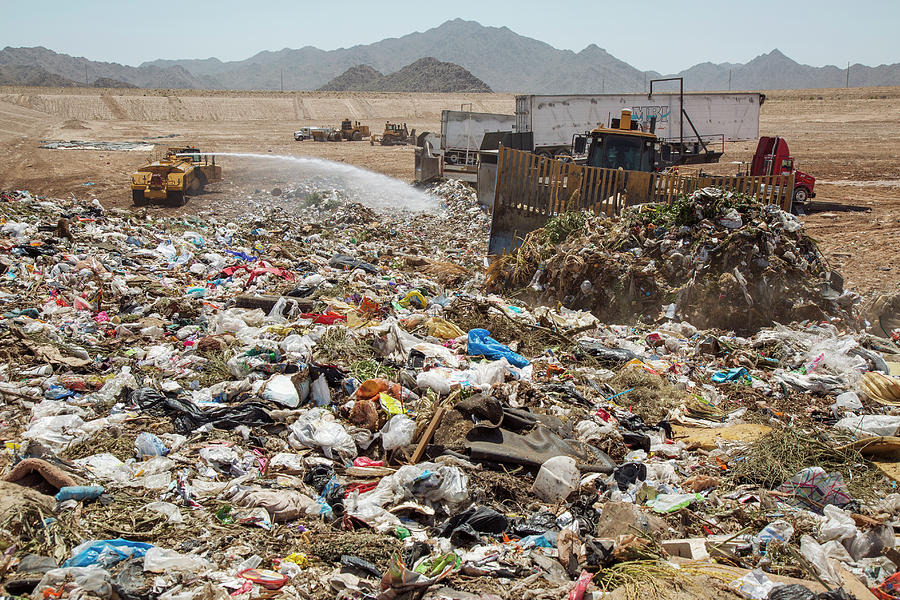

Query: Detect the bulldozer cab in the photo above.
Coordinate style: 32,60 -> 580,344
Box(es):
167,147 -> 202,162
341,119 -> 353,131
585,131 -> 655,171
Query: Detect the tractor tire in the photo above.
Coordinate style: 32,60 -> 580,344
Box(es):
167,190 -> 185,207
188,173 -> 207,195
352,131 -> 362,141
132,189 -> 146,205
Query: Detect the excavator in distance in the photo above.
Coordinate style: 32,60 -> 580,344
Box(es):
131,147 -> 221,206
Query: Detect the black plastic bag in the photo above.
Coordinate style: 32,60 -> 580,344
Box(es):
614,462 -> 648,491
329,254 -> 378,274
130,387 -> 273,434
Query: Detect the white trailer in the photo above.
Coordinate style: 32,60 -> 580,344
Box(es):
516,91 -> 764,156
441,110 -> 516,181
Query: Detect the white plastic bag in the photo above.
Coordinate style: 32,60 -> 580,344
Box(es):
818,504 -> 857,542
381,415 -> 416,451
143,547 -> 211,573
310,375 -> 330,406
799,534 -> 841,588
835,415 -> 900,437
416,370 -> 451,395
261,374 -> 300,408
144,501 -> 183,523
288,408 -> 356,459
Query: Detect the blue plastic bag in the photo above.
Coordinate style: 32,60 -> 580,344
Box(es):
64,539 -> 153,568
711,367 -> 750,383
467,329 -> 529,368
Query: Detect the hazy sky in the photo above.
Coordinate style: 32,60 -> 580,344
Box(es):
4,0 -> 897,72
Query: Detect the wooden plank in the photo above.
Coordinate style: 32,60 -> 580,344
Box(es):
410,406 -> 447,465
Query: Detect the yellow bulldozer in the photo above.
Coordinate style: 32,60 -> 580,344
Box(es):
131,147 -> 222,206
377,122 -> 411,146
339,119 -> 370,141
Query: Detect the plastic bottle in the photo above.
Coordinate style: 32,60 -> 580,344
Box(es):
56,486 -> 105,502
531,456 -> 580,503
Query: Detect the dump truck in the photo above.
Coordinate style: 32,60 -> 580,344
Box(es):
749,136 -> 815,204
379,122 -> 411,146
440,110 -> 517,182
131,147 -> 221,206
516,79 -> 763,158
339,119 -> 370,141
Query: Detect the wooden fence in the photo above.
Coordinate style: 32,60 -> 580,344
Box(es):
488,147 -> 795,254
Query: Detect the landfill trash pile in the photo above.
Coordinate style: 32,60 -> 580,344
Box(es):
487,188 -> 859,333
0,184 -> 899,600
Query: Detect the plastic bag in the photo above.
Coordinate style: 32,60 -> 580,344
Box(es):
818,504 -> 857,542
729,569 -> 780,600
143,547 -> 212,573
466,329 -> 529,368
381,415 -> 416,451
848,524 -> 894,560
310,375 -> 331,407
799,535 -> 841,588
468,359 -> 510,386
645,492 -> 703,514
835,415 -> 900,437
64,539 -> 153,568
144,501 -> 183,523
416,370 -> 451,395
261,374 -> 300,408
755,520 -> 795,546
134,432 -> 169,458
35,567 -> 112,600
832,392 -> 863,413
288,408 -> 357,459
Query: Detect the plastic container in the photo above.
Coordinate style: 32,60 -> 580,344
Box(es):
531,456 -> 580,503
56,486 -> 105,502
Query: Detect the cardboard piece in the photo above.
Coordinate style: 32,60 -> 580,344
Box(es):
672,423 -> 772,450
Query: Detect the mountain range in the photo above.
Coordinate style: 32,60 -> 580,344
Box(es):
1,19 -> 897,93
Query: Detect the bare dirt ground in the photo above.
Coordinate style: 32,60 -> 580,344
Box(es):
0,86 -> 897,298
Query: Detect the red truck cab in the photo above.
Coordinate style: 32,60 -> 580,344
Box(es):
750,136 -> 815,203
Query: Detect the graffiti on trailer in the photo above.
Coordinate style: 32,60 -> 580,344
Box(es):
630,105 -> 671,127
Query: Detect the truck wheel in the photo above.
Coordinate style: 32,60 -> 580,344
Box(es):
189,173 -> 207,195
352,131 -> 362,141
167,191 -> 185,206
793,187 -> 809,203
132,190 -> 145,205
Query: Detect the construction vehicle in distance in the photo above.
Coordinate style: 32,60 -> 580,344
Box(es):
131,147 -> 221,206
378,122 -> 411,146
339,119 -> 370,141
572,107 -> 723,171
747,136 -> 815,204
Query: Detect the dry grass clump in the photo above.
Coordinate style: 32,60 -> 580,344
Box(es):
608,364 -> 690,422
726,425 -> 889,500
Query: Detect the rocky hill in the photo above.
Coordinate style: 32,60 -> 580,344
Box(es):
319,58 -> 491,93
317,65 -> 383,92
0,64 -> 78,87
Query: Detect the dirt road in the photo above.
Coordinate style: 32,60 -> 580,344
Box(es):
0,85 -> 897,298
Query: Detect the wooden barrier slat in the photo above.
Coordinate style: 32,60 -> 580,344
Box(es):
495,148 -> 796,225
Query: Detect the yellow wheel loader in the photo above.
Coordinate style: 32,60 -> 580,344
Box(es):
131,147 -> 222,206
